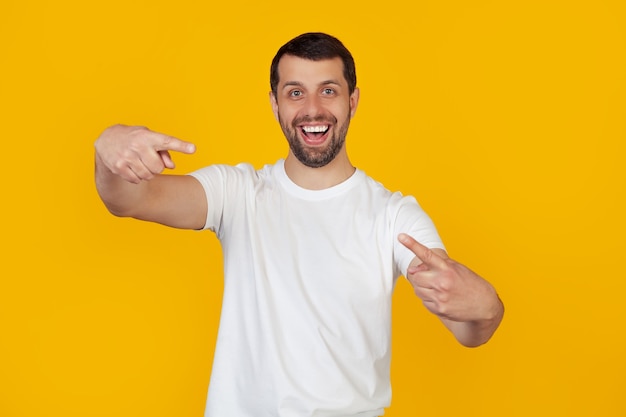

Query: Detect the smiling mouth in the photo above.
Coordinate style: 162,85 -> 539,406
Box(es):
300,125 -> 330,142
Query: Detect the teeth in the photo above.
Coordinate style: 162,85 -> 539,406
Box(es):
302,125 -> 329,133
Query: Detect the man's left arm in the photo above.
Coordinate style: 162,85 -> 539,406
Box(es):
398,233 -> 504,347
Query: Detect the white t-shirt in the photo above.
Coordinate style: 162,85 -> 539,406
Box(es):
190,160 -> 445,417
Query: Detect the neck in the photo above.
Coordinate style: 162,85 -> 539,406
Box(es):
284,149 -> 355,190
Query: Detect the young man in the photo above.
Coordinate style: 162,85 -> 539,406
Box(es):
95,32 -> 503,417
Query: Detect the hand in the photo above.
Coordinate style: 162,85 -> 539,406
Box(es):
95,124 -> 196,184
398,233 -> 500,323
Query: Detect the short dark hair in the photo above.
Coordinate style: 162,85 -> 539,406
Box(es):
270,32 -> 357,96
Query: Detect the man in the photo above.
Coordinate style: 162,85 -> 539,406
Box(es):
95,32 -> 503,417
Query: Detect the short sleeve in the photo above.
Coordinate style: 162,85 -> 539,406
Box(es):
392,195 -> 446,277
188,163 -> 256,236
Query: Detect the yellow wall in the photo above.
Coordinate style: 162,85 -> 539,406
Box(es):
1,0 -> 624,416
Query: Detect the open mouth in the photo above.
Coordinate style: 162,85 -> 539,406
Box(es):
300,125 -> 330,144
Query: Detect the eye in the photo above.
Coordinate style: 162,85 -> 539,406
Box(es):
289,90 -> 303,98
322,88 -> 335,95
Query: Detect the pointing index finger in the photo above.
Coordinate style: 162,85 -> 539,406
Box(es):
398,233 -> 446,269
157,133 -> 196,154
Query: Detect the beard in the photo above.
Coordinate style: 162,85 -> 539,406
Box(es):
279,113 -> 351,168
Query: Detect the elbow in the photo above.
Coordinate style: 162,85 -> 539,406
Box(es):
457,333 -> 494,348
454,328 -> 497,348
107,207 -> 129,218
95,185 -> 138,219
100,199 -> 135,218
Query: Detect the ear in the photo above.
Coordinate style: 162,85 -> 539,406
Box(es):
269,91 -> 279,121
349,87 -> 360,119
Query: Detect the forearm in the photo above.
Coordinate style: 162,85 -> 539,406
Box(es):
441,294 -> 504,347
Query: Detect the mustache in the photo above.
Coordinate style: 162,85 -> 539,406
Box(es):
292,114 -> 337,127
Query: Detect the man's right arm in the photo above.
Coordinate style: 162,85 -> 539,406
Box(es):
94,124 -> 207,230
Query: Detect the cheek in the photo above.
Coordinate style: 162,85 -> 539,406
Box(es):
276,105 -> 298,123
334,102 -> 353,119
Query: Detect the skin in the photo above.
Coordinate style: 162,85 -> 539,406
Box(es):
94,54 -> 503,347
399,233 -> 504,347
270,55 -> 360,190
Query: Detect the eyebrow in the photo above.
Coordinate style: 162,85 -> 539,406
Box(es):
281,79 -> 342,90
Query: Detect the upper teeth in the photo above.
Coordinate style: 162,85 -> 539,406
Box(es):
302,125 -> 329,133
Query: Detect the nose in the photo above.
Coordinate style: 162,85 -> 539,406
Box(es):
303,94 -> 323,118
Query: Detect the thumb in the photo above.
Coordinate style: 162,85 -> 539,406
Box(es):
159,150 -> 175,169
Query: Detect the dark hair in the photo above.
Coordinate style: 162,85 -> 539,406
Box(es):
270,32 -> 357,96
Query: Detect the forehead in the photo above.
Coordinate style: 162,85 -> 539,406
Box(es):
277,55 -> 346,87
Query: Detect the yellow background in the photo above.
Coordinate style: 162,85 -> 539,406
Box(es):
1,0 -> 624,416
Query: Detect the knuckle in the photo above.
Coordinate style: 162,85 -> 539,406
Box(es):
438,276 -> 452,292
118,144 -> 138,165
112,159 -> 127,174
128,126 -> 149,141
437,291 -> 450,304
434,300 -> 450,317
421,248 -> 434,262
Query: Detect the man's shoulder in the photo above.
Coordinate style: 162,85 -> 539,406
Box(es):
358,171 -> 407,199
